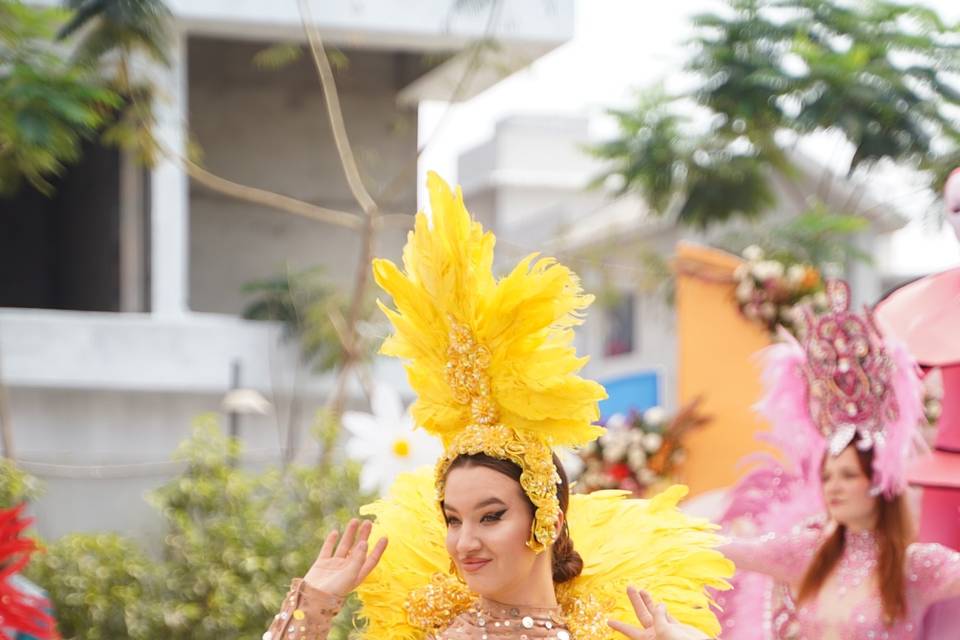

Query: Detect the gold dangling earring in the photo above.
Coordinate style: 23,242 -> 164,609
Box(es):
449,558 -> 466,584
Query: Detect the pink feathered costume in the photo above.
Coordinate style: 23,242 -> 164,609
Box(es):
716,281 -> 960,639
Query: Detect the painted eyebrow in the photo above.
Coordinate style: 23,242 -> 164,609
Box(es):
442,497 -> 508,514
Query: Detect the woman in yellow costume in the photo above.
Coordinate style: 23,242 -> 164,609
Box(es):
263,174 -> 733,640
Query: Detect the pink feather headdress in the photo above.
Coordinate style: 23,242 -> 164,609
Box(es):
755,280 -> 923,497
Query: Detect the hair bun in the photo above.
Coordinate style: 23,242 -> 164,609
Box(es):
551,529 -> 583,583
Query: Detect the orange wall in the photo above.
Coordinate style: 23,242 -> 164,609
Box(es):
674,242 -> 776,496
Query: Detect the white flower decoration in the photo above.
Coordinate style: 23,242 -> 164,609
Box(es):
642,432 -> 664,454
605,413 -> 629,431
600,430 -> 629,463
643,406 -> 667,427
752,260 -> 784,280
627,446 -> 647,470
343,384 -> 442,496
556,447 -> 585,481
735,280 -> 754,302
742,245 -> 764,261
786,264 -> 807,285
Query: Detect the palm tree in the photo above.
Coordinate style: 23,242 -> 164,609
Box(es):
57,0 -> 173,163
58,0 -> 171,75
0,0 -> 120,196
592,0 -> 960,229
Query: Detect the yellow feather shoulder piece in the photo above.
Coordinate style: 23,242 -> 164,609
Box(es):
354,471 -> 733,639
355,467 -> 466,640
372,172 -> 606,448
560,485 -> 734,638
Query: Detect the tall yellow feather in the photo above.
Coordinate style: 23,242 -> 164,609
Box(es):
372,172 -> 607,448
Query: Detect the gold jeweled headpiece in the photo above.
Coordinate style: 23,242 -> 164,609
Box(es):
372,172 -> 607,552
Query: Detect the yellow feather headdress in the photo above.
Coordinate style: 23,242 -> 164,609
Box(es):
373,172 -> 607,551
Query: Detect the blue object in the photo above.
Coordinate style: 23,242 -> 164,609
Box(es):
7,574 -> 54,640
599,371 -> 660,419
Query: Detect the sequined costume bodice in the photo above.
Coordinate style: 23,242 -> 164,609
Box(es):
721,527 -> 960,639
263,580 -> 574,640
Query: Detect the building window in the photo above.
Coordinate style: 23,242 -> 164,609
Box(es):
603,292 -> 635,357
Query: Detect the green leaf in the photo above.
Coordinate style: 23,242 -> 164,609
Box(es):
252,43 -> 303,70
15,109 -> 51,145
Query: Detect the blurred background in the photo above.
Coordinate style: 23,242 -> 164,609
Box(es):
0,0 -> 959,637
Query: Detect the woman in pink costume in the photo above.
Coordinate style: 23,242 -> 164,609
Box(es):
874,167 -> 960,640
718,280 -> 960,639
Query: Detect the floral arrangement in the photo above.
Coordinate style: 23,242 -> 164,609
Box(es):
575,399 -> 710,497
733,245 -> 828,337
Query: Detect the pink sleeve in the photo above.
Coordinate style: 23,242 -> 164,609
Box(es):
264,579 -> 345,640
907,543 -> 960,607
719,527 -> 821,585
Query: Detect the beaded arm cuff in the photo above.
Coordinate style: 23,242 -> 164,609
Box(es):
264,579 -> 344,640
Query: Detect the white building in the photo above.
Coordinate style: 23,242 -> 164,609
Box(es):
459,114 -> 907,415
0,1 -> 573,542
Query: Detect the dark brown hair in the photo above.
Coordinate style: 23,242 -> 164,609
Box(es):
797,442 -> 912,624
445,452 -> 583,583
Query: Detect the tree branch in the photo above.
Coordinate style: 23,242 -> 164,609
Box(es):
299,0 -> 378,217
181,155 -> 366,230
297,0 -> 383,467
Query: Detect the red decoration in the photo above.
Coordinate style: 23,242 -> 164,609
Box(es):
0,504 -> 58,639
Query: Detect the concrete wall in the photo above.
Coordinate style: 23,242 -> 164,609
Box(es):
187,38 -> 416,314
9,386 -> 312,545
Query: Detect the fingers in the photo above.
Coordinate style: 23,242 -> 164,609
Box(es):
356,519 -> 373,545
318,529 -> 339,559
607,618 -> 651,639
627,586 -> 654,629
651,601 -> 671,632
334,519 -> 360,558
346,522 -> 378,572
357,536 -> 388,582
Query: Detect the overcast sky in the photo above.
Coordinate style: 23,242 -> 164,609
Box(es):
418,0 -> 960,276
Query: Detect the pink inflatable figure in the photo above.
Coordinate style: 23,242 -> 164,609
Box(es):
875,167 -> 960,639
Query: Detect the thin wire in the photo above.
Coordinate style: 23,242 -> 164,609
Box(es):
15,448 -> 294,479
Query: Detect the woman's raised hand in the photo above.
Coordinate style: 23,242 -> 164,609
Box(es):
608,587 -> 712,640
303,518 -> 388,597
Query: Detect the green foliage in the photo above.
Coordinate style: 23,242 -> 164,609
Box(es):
252,44 -> 349,72
0,0 -> 121,195
718,206 -> 871,266
589,90 -> 687,210
56,0 -> 173,168
27,533 -> 158,640
0,458 -> 43,508
58,0 -> 172,67
26,416 -> 370,639
592,0 -> 960,228
253,43 -> 304,71
242,267 -> 376,373
590,90 -> 776,228
1,0 -> 173,195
